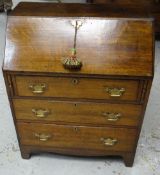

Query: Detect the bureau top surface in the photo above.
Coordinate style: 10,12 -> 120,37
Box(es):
3,3 -> 154,77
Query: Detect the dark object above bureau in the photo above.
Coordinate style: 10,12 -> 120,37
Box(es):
3,2 -> 154,167
87,0 -> 160,39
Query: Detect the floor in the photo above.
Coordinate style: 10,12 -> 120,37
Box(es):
0,1 -> 160,175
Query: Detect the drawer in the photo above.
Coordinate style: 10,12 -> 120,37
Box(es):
17,122 -> 137,152
13,99 -> 142,126
14,76 -> 142,102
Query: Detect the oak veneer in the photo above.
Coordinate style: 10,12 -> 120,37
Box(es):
87,0 -> 160,39
13,99 -> 142,127
15,76 -> 141,102
17,122 -> 137,152
4,17 -> 153,76
3,3 -> 154,167
8,2 -> 160,40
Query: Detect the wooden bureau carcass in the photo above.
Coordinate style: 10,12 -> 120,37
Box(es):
3,3 -> 154,167
87,0 -> 160,39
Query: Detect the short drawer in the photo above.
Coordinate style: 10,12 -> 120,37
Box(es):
14,76 -> 142,102
17,122 -> 137,152
13,99 -> 142,126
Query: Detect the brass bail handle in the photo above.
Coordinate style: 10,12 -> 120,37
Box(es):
32,109 -> 50,118
102,112 -> 121,121
35,133 -> 51,142
101,137 -> 118,146
29,83 -> 46,94
106,87 -> 125,97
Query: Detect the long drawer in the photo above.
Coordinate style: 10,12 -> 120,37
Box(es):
14,76 -> 142,102
17,122 -> 137,152
13,99 -> 142,126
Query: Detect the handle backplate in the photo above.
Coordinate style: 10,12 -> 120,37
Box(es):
35,133 -> 51,142
29,83 -> 46,94
32,109 -> 50,118
102,112 -> 121,121
105,87 -> 125,97
101,137 -> 118,146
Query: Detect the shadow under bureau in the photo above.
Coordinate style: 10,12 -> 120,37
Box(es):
3,3 -> 154,167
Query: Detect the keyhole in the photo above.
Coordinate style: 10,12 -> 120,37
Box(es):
74,127 -> 79,132
72,79 -> 79,85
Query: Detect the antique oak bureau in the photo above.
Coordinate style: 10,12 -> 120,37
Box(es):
3,3 -> 154,167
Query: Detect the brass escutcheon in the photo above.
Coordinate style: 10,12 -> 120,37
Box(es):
73,127 -> 79,132
70,20 -> 83,29
71,78 -> 79,85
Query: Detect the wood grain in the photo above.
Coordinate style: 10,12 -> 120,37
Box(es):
15,76 -> 141,102
2,3 -> 154,167
13,99 -> 142,126
86,0 -> 160,38
4,16 -> 153,77
17,122 -> 137,152
8,2 -> 160,39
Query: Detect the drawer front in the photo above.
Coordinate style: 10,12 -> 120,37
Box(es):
92,0 -> 157,5
14,76 -> 141,102
13,99 -> 142,126
17,122 -> 137,152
